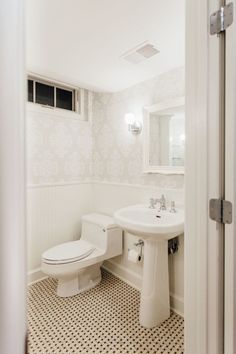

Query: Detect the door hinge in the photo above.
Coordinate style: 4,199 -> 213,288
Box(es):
209,199 -> 232,224
210,2 -> 233,35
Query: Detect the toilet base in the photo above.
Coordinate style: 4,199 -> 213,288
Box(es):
56,262 -> 102,297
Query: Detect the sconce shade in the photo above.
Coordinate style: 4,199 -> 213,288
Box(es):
124,112 -> 142,134
124,112 -> 135,125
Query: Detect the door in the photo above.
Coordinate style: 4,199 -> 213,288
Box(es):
224,1 -> 236,353
207,0 -> 236,353
208,1 -> 236,354
208,0 -> 236,353
185,0 -> 233,353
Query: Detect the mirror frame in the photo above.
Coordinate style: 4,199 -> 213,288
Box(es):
143,96 -> 185,174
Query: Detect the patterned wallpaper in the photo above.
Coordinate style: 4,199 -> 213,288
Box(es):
92,66 -> 185,188
27,67 -> 184,189
27,110 -> 93,185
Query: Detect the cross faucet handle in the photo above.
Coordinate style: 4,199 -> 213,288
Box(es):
149,198 -> 158,209
170,200 -> 176,213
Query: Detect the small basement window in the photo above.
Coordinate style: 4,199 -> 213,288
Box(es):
56,87 -> 73,111
27,76 -> 76,112
36,82 -> 55,107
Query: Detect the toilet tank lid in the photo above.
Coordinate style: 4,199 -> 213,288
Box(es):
82,213 -> 118,230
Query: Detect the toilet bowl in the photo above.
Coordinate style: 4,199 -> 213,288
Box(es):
41,213 -> 123,297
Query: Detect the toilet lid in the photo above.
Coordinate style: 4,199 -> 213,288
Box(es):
42,240 -> 96,265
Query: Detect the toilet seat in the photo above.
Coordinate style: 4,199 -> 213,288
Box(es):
42,240 -> 96,265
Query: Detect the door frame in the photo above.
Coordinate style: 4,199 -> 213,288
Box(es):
186,0 -> 236,353
0,0 -> 26,354
185,0 -> 209,352
224,0 -> 236,353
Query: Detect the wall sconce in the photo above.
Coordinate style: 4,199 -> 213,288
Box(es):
124,113 -> 142,134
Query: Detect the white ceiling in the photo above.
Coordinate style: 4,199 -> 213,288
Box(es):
26,0 -> 185,92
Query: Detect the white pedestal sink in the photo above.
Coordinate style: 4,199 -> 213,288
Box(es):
114,204 -> 184,328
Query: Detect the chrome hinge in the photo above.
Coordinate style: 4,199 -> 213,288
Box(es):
210,2 -> 233,35
209,199 -> 232,224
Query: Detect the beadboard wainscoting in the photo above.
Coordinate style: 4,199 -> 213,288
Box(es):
27,181 -> 184,315
27,182 -> 93,283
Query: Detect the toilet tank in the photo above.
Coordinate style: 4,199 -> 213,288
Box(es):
81,213 -> 122,258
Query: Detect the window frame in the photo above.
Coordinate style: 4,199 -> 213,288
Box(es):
28,75 -> 78,114
27,73 -> 92,122
28,79 -> 34,102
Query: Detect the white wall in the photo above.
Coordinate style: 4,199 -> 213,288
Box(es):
27,67 -> 185,315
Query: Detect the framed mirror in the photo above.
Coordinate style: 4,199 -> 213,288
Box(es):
143,97 -> 185,174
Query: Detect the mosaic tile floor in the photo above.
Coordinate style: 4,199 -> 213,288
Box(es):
27,270 -> 184,354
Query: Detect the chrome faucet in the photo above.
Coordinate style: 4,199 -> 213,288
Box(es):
157,194 -> 166,211
149,195 -> 166,210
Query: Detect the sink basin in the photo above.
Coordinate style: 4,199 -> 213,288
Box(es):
114,204 -> 184,239
114,204 -> 184,328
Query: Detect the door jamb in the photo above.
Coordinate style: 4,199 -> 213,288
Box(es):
185,0 -> 224,353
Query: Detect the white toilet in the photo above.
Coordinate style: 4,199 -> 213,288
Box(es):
41,213 -> 122,297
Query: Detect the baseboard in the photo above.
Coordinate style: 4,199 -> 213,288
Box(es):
28,268 -> 48,285
102,260 -> 142,291
170,292 -> 184,317
102,260 -> 184,317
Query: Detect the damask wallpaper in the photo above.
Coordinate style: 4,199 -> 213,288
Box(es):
92,66 -> 185,188
27,109 -> 93,185
27,66 -> 184,189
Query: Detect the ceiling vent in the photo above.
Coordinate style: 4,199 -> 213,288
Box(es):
121,41 -> 159,64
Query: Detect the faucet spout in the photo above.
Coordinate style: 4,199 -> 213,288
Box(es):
157,194 -> 166,211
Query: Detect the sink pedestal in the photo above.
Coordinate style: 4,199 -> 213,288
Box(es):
139,239 -> 170,328
114,204 -> 184,328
